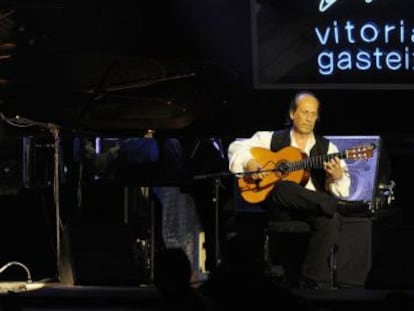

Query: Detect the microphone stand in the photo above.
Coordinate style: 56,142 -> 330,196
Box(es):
193,171 -> 232,268
192,167 -> 280,268
49,125 -> 62,278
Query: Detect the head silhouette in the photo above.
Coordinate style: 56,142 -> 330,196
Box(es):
154,247 -> 192,295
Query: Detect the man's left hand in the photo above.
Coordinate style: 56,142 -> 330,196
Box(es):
324,156 -> 343,181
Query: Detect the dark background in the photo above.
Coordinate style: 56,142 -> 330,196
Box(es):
1,1 -> 412,136
0,0 -> 413,283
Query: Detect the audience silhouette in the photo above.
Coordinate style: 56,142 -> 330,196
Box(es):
198,234 -> 316,310
153,247 -> 216,311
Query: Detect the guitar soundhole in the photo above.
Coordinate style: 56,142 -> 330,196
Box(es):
276,161 -> 290,174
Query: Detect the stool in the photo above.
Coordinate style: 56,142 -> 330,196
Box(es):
231,180 -> 338,288
264,219 -> 338,289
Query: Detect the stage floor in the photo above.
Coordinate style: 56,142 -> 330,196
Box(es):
1,281 -> 414,311
0,282 -> 161,310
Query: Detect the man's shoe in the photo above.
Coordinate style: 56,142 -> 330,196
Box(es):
299,277 -> 322,290
300,277 -> 333,290
337,200 -> 371,217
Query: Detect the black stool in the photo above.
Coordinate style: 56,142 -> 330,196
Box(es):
264,219 -> 338,289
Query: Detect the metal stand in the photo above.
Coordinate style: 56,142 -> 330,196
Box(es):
140,186 -> 155,285
329,244 -> 338,290
50,125 -> 62,277
213,178 -> 223,267
147,187 -> 156,285
193,172 -> 229,269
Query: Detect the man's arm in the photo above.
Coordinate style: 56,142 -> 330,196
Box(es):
227,131 -> 273,174
325,142 -> 351,198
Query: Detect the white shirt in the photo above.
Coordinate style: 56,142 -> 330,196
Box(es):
228,130 -> 351,199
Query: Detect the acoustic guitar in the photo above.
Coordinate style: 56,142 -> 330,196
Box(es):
237,144 -> 375,204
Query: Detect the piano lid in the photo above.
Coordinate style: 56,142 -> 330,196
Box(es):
0,1 -> 230,135
3,55 -> 204,134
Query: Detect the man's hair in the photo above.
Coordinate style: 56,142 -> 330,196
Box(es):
285,91 -> 319,125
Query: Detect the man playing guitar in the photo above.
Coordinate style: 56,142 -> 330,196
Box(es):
227,91 -> 373,289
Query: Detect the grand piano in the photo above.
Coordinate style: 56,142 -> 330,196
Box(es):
0,1 -> 236,285
0,1 -> 245,136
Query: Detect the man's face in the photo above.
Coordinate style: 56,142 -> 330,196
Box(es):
290,94 -> 319,135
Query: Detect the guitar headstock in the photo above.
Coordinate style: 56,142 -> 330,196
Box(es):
346,143 -> 376,160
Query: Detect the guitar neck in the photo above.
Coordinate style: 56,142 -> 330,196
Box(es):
289,151 -> 346,171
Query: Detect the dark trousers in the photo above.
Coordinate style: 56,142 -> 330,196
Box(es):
270,181 -> 342,282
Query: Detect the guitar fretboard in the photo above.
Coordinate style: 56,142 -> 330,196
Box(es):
288,152 -> 346,172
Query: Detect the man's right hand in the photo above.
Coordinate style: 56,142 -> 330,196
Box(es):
246,159 -> 266,180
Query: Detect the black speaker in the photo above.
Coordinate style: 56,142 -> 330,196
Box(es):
366,225 -> 414,289
266,217 -> 377,287
60,224 -> 143,286
334,217 -> 377,287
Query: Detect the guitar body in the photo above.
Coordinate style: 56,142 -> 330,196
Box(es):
238,146 -> 310,204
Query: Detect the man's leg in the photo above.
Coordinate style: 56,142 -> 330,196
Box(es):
272,181 -> 338,217
301,213 -> 342,285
